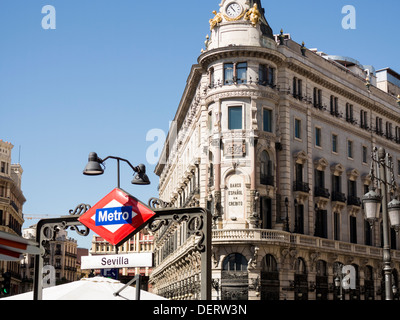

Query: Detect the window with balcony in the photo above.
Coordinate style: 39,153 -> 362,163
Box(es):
345,103 -> 355,123
259,65 -> 275,87
224,63 -> 234,85
376,117 -> 383,135
347,179 -> 361,206
224,62 -> 247,85
330,95 -> 339,117
331,174 -> 346,203
314,169 -> 329,198
313,88 -> 322,109
360,110 -> 368,129
292,77 -> 303,100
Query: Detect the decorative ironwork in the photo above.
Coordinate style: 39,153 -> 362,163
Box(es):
148,197 -> 169,209
33,203 -> 92,300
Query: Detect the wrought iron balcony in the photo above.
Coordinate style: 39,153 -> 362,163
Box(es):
347,195 -> 361,207
331,191 -> 346,203
314,187 -> 330,199
293,181 -> 310,193
261,174 -> 274,186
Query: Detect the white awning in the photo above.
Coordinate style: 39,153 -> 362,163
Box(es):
0,230 -> 42,261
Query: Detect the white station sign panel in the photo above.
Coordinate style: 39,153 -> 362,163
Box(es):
81,253 -> 153,270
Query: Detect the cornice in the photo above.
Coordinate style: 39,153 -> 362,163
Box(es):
198,46 -> 285,68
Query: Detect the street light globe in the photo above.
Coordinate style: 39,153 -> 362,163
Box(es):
388,198 -> 400,233
362,189 -> 382,226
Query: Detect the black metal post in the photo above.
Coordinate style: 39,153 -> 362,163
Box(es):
378,148 -> 393,300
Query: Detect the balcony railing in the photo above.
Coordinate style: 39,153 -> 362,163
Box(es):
212,229 -> 400,260
293,181 -> 310,193
347,195 -> 361,206
314,187 -> 330,199
260,174 -> 274,186
331,191 -> 346,203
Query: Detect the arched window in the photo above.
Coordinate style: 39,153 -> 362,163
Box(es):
295,258 -> 308,300
260,254 -> 279,300
316,260 -> 328,300
262,254 -> 278,273
222,253 -> 247,272
221,253 -> 248,300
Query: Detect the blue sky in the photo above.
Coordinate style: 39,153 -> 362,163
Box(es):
1,0 -> 399,249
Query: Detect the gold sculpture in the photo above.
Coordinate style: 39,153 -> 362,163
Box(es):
209,10 -> 223,30
244,4 -> 261,27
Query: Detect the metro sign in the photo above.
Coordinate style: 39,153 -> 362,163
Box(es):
79,188 -> 156,246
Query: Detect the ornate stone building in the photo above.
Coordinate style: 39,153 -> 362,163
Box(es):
150,0 -> 400,300
0,140 -> 26,295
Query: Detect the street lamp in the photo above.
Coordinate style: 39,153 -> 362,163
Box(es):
362,188 -> 381,227
83,152 -> 150,187
362,147 -> 400,300
388,198 -> 400,233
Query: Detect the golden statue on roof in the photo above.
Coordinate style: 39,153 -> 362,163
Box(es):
244,3 -> 261,27
209,10 -> 223,30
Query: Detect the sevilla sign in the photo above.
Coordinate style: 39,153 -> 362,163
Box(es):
79,188 -> 156,246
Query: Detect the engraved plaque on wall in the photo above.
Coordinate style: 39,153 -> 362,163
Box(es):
226,174 -> 245,220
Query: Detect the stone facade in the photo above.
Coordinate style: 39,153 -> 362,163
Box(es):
150,0 -> 400,300
0,140 -> 26,295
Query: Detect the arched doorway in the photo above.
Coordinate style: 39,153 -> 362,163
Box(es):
315,260 -> 328,300
221,253 -> 248,300
260,254 -> 279,300
294,258 -> 308,300
364,265 -> 374,300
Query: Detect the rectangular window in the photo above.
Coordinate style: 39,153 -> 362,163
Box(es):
268,67 -> 275,87
0,162 -> 5,174
294,119 -> 301,139
259,65 -> 275,87
360,110 -> 368,129
350,216 -> 357,244
345,103 -> 353,122
347,140 -> 353,159
332,134 -> 338,153
228,106 -> 242,130
334,212 -> 340,241
313,88 -> 322,108
236,62 -> 247,84
263,109 -> 272,132
259,65 -> 268,86
315,127 -> 322,147
330,96 -> 339,117
362,146 -> 367,164
224,63 -> 234,85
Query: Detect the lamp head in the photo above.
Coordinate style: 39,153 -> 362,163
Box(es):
362,189 -> 382,226
131,164 -> 150,185
83,152 -> 104,176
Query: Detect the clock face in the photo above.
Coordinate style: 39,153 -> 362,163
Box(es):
226,2 -> 242,18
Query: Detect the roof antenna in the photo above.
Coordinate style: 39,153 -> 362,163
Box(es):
18,145 -> 21,164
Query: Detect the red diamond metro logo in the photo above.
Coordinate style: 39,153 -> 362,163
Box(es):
78,188 -> 156,246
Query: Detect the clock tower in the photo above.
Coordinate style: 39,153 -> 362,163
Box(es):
206,0 -> 275,51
